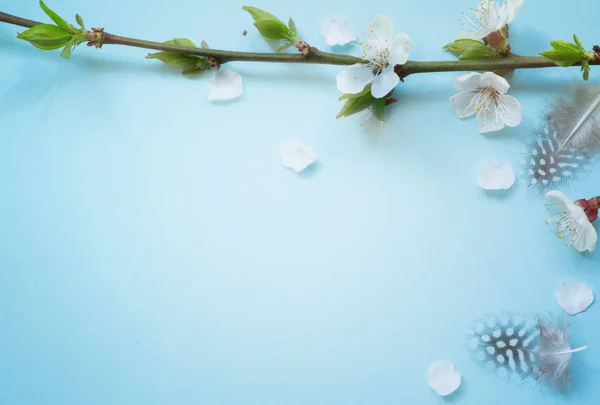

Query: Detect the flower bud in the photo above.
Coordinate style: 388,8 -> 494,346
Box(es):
483,24 -> 509,49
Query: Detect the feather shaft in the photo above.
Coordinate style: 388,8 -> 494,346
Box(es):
549,345 -> 588,356
558,94 -> 600,153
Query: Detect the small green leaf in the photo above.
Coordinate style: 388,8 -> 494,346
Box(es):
201,40 -> 209,49
166,38 -> 197,48
60,40 -> 74,59
338,83 -> 372,101
371,98 -> 386,122
574,33 -> 584,49
242,6 -> 279,22
253,19 -> 292,41
17,24 -> 72,50
146,52 -> 201,70
39,0 -> 70,32
182,67 -> 208,75
75,13 -> 85,29
337,91 -> 377,119
540,38 -> 588,67
276,41 -> 293,52
443,39 -> 495,60
288,18 -> 297,35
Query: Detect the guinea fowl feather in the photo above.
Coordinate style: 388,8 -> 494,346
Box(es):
522,86 -> 600,193
468,312 -> 587,390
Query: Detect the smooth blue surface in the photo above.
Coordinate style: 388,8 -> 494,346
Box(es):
1,0 -> 600,404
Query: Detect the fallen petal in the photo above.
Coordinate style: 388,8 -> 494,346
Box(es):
556,281 -> 594,315
477,159 -> 515,190
427,361 -> 461,396
281,139 -> 317,172
321,18 -> 355,46
206,67 -> 243,101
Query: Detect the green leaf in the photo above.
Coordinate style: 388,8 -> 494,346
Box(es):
145,52 -> 201,70
60,40 -> 74,59
17,24 -> 73,50
182,67 -> 208,75
242,6 -> 279,22
165,38 -> 197,48
443,39 -> 495,60
253,19 -> 292,40
75,13 -> 85,29
540,38 -> 588,67
574,33 -> 584,49
336,92 -> 377,119
276,41 -> 293,52
201,40 -> 209,49
288,18 -> 297,35
338,83 -> 372,101
39,0 -> 70,32
371,98 -> 386,122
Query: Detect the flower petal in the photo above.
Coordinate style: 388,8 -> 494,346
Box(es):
281,139 -> 317,172
506,0 -> 524,23
545,190 -> 572,216
454,72 -> 482,92
336,64 -> 374,94
450,91 -> 476,118
499,94 -> 522,127
480,72 -> 510,94
371,67 -> 399,98
364,15 -> 393,46
206,68 -> 243,101
477,102 -> 505,133
321,18 -> 355,46
556,281 -> 594,316
427,361 -> 461,397
388,33 -> 410,66
456,29 -> 491,40
476,159 -> 515,190
573,217 -> 598,252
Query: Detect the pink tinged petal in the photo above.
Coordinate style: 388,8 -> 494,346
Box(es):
364,15 -> 393,47
480,72 -> 510,94
371,67 -> 399,99
456,29 -> 491,40
477,102 -> 505,133
388,33 -> 410,66
321,18 -> 355,46
336,64 -> 374,94
454,72 -> 482,92
206,68 -> 242,101
450,91 -> 476,118
499,94 -> 522,127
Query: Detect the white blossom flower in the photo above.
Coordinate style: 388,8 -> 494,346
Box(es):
545,190 -> 597,253
321,18 -> 355,46
206,67 -> 243,101
336,15 -> 410,99
457,0 -> 524,41
450,72 -> 521,133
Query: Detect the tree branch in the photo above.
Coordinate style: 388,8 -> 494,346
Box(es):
1,10 -> 597,76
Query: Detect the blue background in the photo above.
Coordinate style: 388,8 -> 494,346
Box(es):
1,0 -> 599,404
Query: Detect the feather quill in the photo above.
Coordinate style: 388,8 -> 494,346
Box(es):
522,86 -> 600,193
468,312 -> 587,390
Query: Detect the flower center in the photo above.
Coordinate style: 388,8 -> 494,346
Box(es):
546,211 -> 585,248
358,34 -> 390,74
472,86 -> 500,111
